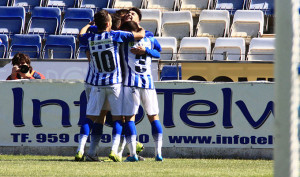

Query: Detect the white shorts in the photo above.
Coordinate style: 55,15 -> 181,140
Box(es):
86,84 -> 122,116
85,83 -> 110,110
122,87 -> 159,116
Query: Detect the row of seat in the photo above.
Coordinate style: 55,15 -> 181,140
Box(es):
0,34 -> 275,61
2,0 -> 274,15
156,36 -> 275,61
0,6 -> 270,41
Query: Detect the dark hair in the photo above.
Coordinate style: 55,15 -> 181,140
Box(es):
116,9 -> 129,18
12,53 -> 31,66
120,21 -> 140,32
94,10 -> 110,31
111,13 -> 122,30
128,7 -> 142,21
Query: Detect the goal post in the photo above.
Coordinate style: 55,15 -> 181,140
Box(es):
274,0 -> 299,176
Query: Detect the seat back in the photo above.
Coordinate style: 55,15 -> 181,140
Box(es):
247,37 -> 275,61
79,0 -> 110,11
212,37 -> 245,60
140,9 -> 161,36
196,10 -> 230,38
0,6 -> 26,35
146,0 -> 178,11
27,7 -> 61,37
9,34 -> 42,58
0,0 -> 9,6
43,35 -> 76,59
161,11 -> 193,40
154,37 -> 177,60
160,65 -> 182,81
12,0 -> 42,12
179,0 -> 211,15
230,10 -> 264,38
113,0 -> 144,9
215,0 -> 246,15
46,0 -> 77,11
178,37 -> 211,60
60,8 -> 94,35
248,0 -> 274,15
0,34 -> 9,58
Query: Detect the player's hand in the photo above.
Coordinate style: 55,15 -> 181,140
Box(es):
130,46 -> 146,55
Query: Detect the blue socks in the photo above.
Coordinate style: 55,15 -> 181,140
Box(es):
124,121 -> 137,156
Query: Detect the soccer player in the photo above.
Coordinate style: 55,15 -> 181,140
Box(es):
121,9 -> 164,161
75,9 -> 145,161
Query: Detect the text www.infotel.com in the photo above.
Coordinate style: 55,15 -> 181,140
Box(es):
168,135 -> 273,145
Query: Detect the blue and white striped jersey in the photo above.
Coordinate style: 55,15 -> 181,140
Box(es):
123,37 -> 161,89
79,31 -> 134,86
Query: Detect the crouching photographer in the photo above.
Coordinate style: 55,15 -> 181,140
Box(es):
6,53 -> 45,80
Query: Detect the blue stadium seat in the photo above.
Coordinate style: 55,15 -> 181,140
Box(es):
60,8 -> 94,35
12,0 -> 43,13
8,34 -> 42,59
76,44 -> 88,59
46,0 -> 78,11
160,65 -> 182,81
0,0 -> 10,6
247,0 -> 274,15
0,6 -> 26,36
79,0 -> 110,11
42,35 -> 76,59
215,0 -> 246,15
0,34 -> 9,58
26,7 -> 61,38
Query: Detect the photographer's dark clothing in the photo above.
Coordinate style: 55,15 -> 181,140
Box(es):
6,70 -> 45,80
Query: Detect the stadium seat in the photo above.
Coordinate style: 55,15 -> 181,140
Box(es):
12,0 -> 43,13
112,0 -> 145,9
195,10 -> 230,40
230,10 -> 264,38
178,0 -> 211,15
0,34 -> 9,58
145,0 -> 178,11
247,37 -> 275,61
160,65 -> 182,81
0,0 -> 10,6
161,11 -> 193,40
45,0 -> 77,11
0,6 -> 26,36
8,34 -> 42,59
154,37 -> 177,61
215,0 -> 246,15
178,37 -> 211,60
212,37 -> 245,61
42,35 -> 76,59
76,44 -> 88,59
102,8 -> 120,14
247,0 -> 274,15
140,9 -> 161,36
26,7 -> 61,38
79,0 -> 110,11
60,8 -> 94,35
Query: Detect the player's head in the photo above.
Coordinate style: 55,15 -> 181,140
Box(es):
120,21 -> 140,32
124,7 -> 142,23
111,13 -> 122,30
94,10 -> 112,31
116,9 -> 129,19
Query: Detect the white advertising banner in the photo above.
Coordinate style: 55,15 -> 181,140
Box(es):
0,80 -> 274,148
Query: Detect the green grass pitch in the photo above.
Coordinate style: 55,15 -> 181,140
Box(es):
0,155 -> 273,177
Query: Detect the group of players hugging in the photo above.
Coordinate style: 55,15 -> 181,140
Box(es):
75,7 -> 163,162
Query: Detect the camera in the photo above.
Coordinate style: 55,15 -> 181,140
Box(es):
19,65 -> 29,73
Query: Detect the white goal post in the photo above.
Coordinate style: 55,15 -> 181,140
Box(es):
274,0 -> 299,176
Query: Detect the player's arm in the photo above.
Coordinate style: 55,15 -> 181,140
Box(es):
132,27 -> 145,40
